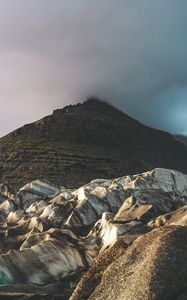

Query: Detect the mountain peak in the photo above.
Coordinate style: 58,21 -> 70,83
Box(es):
53,97 -> 116,115
83,97 -> 111,107
83,97 -> 122,113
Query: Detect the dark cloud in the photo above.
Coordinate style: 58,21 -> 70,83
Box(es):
0,0 -> 187,136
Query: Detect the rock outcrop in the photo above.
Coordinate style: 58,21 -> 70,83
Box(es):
0,168 -> 187,299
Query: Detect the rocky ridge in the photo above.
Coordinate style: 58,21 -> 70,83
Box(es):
0,168 -> 187,299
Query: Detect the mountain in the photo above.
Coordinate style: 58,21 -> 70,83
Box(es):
0,168 -> 187,299
174,134 -> 187,147
0,97 -> 187,189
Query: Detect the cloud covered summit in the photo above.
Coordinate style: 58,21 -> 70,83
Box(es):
0,0 -> 187,135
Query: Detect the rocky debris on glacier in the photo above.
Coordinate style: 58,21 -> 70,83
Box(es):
149,204 -> 187,227
0,228 -> 100,286
72,226 -> 187,300
0,168 -> 187,299
15,180 -> 62,210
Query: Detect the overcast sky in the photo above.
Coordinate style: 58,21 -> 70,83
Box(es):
0,0 -> 187,136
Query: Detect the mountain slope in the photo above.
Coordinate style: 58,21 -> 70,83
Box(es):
174,134 -> 187,147
0,98 -> 187,188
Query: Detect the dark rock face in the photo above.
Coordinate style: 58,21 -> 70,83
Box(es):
0,98 -> 187,189
0,168 -> 187,299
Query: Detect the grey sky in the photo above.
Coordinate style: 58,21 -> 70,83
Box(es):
0,0 -> 187,136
